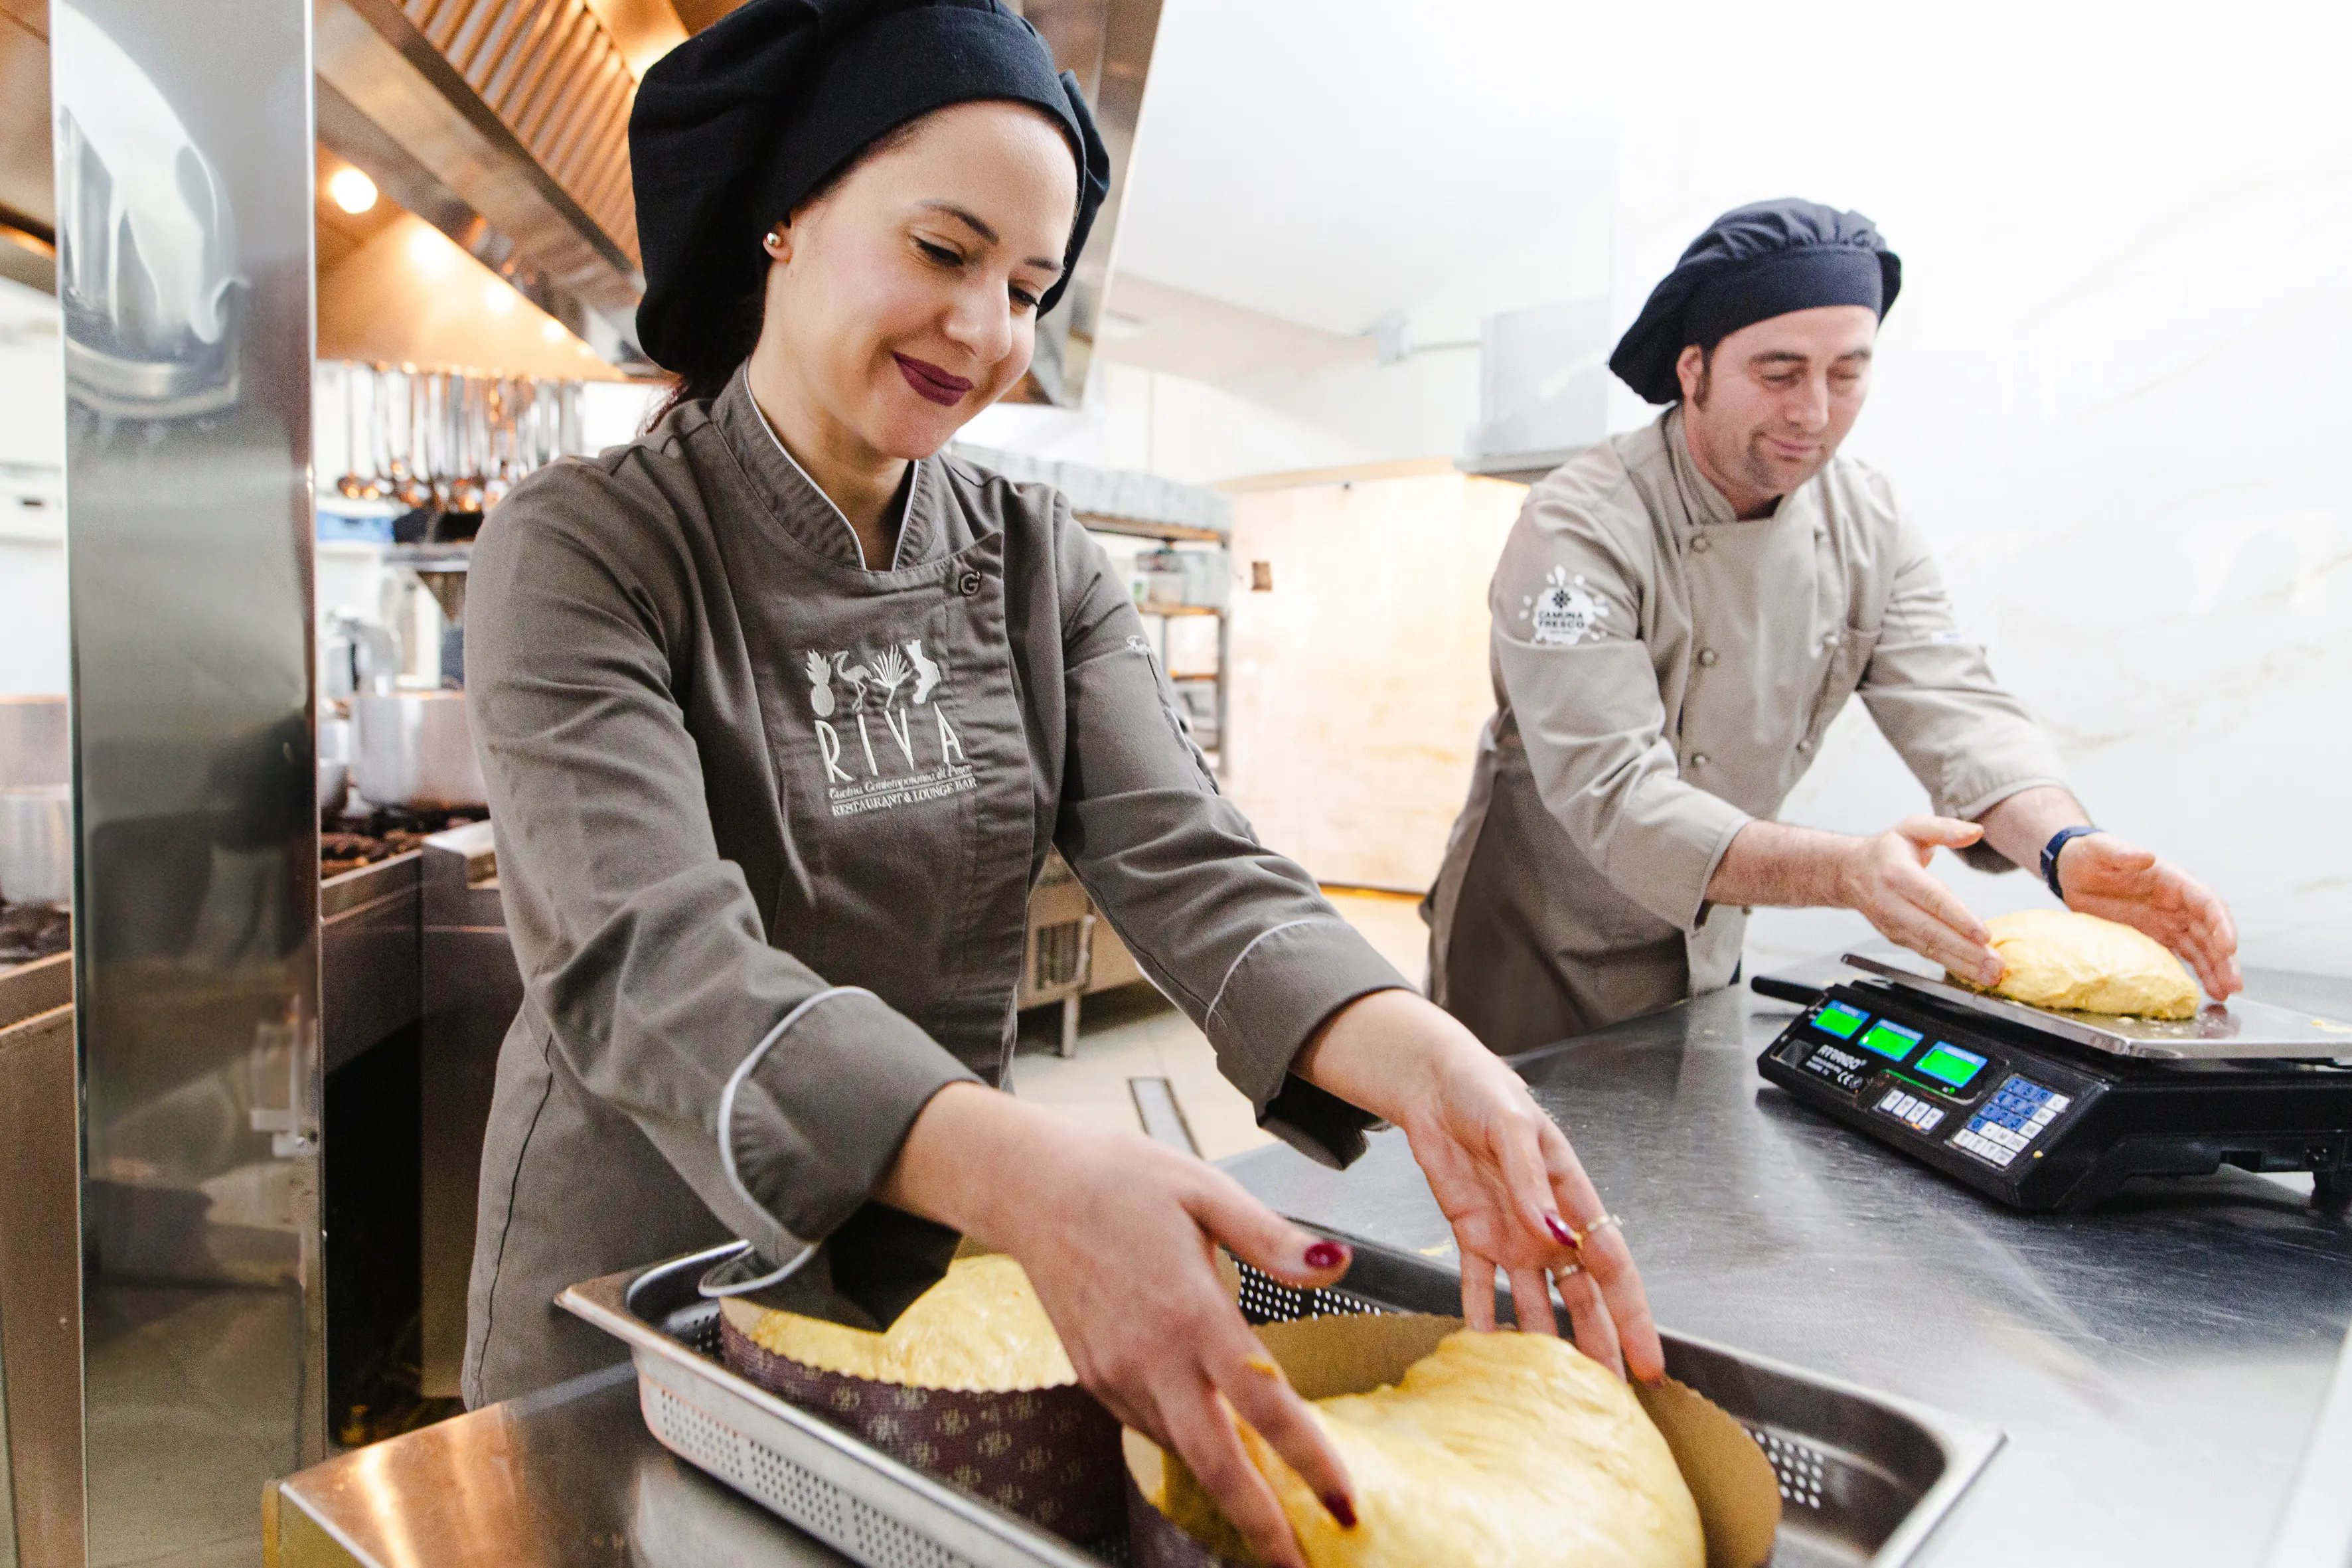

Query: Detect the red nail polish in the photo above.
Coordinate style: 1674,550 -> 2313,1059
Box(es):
1304,1240 -> 1349,1271
1545,1214 -> 1578,1246
1322,1491 -> 1358,1529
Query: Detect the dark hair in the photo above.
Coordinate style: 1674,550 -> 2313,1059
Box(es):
1687,343 -> 1715,410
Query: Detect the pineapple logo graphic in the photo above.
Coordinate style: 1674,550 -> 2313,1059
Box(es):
803,651 -> 835,717
1521,564 -> 1610,647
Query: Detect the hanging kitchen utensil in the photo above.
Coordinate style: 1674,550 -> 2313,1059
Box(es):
430,372 -> 455,512
383,363 -> 414,499
335,362 -> 368,500
451,374 -> 485,512
397,369 -> 435,510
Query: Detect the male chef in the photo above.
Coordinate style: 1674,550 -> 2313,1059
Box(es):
1424,198 -> 2241,1055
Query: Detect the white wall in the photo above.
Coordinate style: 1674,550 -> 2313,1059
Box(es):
0,275 -> 65,698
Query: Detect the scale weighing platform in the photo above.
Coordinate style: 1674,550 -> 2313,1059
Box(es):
1757,954 -> 2352,1210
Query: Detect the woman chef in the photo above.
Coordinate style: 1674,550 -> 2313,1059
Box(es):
461,4 -> 1657,1562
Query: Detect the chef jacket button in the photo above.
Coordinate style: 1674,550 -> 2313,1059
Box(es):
1691,534 -> 1711,554
1690,753 -> 1710,768
1697,647 -> 1719,667
1796,738 -> 1813,753
955,569 -> 983,597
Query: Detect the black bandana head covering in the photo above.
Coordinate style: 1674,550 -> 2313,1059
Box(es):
629,0 -> 1110,376
1608,198 -> 1901,404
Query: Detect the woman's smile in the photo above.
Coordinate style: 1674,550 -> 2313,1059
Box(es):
894,353 -> 974,407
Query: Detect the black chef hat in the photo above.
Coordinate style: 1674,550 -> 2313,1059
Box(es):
1608,198 -> 1902,404
629,0 -> 1110,374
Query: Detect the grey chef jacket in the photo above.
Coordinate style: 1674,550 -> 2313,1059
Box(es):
461,370 -> 1405,1405
1426,407 -> 2067,1058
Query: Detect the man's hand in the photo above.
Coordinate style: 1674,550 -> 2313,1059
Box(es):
1832,817 -> 2005,985
2057,834 -> 2242,999
1709,816 -> 2001,982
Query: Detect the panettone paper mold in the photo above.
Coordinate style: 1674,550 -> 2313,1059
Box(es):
717,1269 -> 1125,1541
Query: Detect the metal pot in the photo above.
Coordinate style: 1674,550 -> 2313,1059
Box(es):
0,785 -> 73,905
351,693 -> 486,809
0,696 -> 69,791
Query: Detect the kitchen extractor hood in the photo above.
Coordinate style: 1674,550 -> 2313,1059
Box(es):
314,0 -> 651,368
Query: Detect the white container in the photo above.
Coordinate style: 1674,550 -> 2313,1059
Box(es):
351,692 -> 487,809
0,785 -> 72,905
0,696 -> 69,791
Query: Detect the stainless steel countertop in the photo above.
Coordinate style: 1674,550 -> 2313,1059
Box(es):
275,969 -> 2352,1567
1228,976 -> 2352,1567
274,1366 -> 854,1568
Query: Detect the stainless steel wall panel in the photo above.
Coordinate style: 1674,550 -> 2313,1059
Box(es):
52,0 -> 324,1561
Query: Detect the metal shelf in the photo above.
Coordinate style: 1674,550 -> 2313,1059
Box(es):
1073,511 -> 1227,544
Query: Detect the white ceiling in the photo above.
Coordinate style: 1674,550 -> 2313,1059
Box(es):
1111,0 -> 1612,338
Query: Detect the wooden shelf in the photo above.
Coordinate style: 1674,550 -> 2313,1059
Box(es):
1135,602 -> 1225,618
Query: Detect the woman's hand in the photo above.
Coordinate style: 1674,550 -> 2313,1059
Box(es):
1296,990 -> 1664,1382
881,1084 -> 1358,1568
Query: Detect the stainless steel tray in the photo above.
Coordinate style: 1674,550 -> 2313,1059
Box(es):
1843,952 -> 2352,1061
562,1230 -> 2003,1568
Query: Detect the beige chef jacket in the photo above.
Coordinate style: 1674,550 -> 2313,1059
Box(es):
461,370 -> 1405,1405
1426,407 -> 2067,1057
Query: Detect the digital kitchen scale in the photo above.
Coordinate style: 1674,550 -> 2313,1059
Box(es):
1757,955 -> 2352,1211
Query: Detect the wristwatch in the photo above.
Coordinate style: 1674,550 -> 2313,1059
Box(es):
2041,825 -> 2101,901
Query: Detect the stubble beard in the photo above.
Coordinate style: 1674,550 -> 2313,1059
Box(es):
1741,430 -> 1833,499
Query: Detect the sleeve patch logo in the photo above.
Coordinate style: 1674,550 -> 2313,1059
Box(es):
1520,566 -> 1611,646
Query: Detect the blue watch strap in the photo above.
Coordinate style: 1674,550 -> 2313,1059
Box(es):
2041,826 -> 2100,901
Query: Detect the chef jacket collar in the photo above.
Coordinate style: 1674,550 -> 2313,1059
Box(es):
1662,406 -> 1739,531
716,367 -> 941,572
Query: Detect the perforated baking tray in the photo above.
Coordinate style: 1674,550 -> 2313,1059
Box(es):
560,1229 -> 2001,1568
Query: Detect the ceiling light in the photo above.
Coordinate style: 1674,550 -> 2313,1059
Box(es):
327,167 -> 377,215
484,282 -> 516,313
406,225 -> 451,272
541,318 -> 567,343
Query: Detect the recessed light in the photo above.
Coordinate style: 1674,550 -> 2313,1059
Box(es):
327,167 -> 377,214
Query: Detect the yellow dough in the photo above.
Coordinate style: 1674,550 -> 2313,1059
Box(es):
726,1253 -> 1075,1391
1160,1330 -> 1703,1568
1962,909 -> 2198,1020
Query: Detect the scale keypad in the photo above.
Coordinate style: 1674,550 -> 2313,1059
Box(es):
1873,1087 -> 1945,1133
1952,1076 -> 2071,1168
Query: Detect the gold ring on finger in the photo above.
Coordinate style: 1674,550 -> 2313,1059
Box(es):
1571,1213 -> 1624,1248
1552,1262 -> 1585,1281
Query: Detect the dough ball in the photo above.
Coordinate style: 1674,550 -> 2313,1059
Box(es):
1962,909 -> 2197,1020
1160,1328 -> 1703,1568
726,1253 -> 1075,1391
